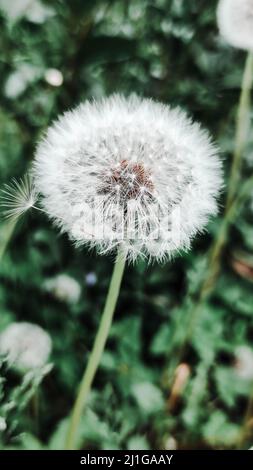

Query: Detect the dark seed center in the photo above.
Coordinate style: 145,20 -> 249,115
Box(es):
99,159 -> 154,200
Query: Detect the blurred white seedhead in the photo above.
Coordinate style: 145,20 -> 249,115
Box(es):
44,68 -> 63,87
0,416 -> 7,432
0,322 -> 52,372
217,0 -> 253,51
1,95 -> 222,262
43,273 -> 81,304
234,345 -> 253,380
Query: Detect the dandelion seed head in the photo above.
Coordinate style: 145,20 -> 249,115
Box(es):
0,322 -> 52,373
217,0 -> 253,51
43,274 -> 81,304
32,95 -> 222,262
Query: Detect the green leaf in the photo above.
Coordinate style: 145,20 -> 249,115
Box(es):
203,411 -> 240,447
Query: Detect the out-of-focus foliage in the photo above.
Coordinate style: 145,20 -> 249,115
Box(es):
0,0 -> 253,450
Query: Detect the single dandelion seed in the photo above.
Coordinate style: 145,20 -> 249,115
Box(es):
217,0 -> 253,51
0,173 -> 37,220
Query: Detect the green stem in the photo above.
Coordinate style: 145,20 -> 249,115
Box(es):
64,248 -> 126,450
196,52 -> 253,300
173,52 -> 253,350
226,51 -> 253,210
201,51 -> 253,296
31,389 -> 40,437
183,51 -> 253,326
0,218 -> 17,263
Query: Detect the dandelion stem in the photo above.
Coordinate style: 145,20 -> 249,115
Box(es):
31,389 -> 40,436
0,218 -> 17,263
177,51 -> 253,345
199,51 -> 253,298
64,248 -> 126,450
226,51 -> 253,210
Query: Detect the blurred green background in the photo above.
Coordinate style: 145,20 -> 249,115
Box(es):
0,0 -> 253,450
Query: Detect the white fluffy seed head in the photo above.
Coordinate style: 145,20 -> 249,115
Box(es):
0,322 -> 52,372
32,95 -> 222,263
43,274 -> 81,304
217,0 -> 253,51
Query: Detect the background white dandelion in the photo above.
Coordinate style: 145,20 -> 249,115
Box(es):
217,0 -> 253,51
0,322 -> 52,372
0,416 -> 7,432
43,274 -> 81,304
